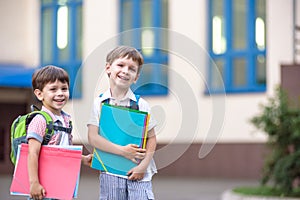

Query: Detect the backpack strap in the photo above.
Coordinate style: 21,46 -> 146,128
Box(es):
30,104 -> 40,112
130,95 -> 140,110
50,122 -> 72,133
26,110 -> 72,145
99,93 -> 140,110
26,111 -> 53,145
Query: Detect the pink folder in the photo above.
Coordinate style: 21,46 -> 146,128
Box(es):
10,144 -> 82,200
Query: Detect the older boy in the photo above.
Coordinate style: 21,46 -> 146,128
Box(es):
88,46 -> 157,199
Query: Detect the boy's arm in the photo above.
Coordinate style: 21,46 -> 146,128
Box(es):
127,128 -> 156,180
27,138 -> 46,199
88,124 -> 146,163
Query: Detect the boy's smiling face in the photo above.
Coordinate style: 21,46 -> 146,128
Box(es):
34,80 -> 69,115
106,56 -> 140,90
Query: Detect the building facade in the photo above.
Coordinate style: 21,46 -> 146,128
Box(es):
0,0 -> 299,178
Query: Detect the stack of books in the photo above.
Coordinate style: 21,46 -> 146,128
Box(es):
90,103 -> 149,177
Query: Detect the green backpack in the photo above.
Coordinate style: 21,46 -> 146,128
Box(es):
10,105 -> 72,165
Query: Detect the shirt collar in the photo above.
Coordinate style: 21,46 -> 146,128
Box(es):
99,88 -> 137,102
41,106 -> 71,123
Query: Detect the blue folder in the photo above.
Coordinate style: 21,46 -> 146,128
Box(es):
91,103 -> 149,176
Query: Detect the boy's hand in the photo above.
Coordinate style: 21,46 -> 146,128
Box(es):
82,154 -> 93,166
30,181 -> 46,200
127,165 -> 146,181
121,144 -> 146,163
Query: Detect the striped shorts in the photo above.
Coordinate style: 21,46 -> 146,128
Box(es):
99,173 -> 155,200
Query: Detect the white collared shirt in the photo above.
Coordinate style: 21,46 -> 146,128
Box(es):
88,89 -> 156,131
87,88 -> 157,181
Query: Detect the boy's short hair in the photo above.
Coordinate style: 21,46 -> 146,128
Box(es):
106,46 -> 144,74
32,65 -> 70,91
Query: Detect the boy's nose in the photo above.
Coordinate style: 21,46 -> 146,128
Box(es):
122,66 -> 129,74
57,89 -> 63,95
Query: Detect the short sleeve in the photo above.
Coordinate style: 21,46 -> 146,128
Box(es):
26,114 -> 47,143
87,97 -> 101,127
138,98 -> 157,132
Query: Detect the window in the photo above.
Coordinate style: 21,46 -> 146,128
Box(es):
208,0 -> 266,93
41,0 -> 83,98
120,0 -> 168,95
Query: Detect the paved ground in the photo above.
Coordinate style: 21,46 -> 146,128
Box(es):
1,173 -> 258,200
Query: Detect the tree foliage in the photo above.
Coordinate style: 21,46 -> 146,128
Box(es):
251,88 -> 300,196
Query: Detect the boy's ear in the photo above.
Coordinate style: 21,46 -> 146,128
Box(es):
105,63 -> 111,77
134,73 -> 140,83
34,89 -> 43,101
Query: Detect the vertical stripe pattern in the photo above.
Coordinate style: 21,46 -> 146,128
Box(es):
99,173 -> 154,200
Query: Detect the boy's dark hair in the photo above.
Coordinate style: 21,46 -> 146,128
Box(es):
106,46 -> 144,74
32,65 -> 70,91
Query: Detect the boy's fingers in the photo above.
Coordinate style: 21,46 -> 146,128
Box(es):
139,148 -> 146,152
130,144 -> 139,148
137,152 -> 146,159
135,147 -> 146,153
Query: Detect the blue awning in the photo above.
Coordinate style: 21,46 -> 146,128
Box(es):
0,64 -> 36,88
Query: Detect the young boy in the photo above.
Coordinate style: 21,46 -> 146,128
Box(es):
88,46 -> 157,199
27,65 -> 92,200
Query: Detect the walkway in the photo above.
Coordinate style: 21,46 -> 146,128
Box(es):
1,173 -> 258,200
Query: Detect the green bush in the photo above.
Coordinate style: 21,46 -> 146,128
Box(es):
251,88 -> 300,196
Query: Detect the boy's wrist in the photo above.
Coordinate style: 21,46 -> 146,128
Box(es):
29,179 -> 40,185
118,145 -> 125,157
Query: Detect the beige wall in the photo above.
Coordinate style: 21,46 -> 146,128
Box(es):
0,0 -> 39,66
266,0 -> 294,96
